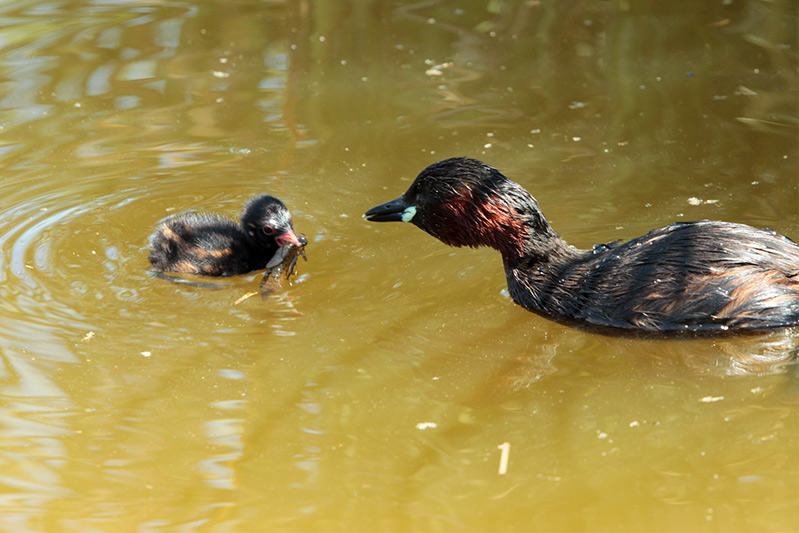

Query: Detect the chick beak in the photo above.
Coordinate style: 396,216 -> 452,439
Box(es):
275,230 -> 305,247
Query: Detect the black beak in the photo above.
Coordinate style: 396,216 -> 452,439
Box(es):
364,196 -> 410,222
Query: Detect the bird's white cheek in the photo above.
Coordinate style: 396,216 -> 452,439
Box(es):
401,206 -> 417,223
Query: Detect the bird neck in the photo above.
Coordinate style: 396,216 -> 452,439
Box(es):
484,186 -> 575,265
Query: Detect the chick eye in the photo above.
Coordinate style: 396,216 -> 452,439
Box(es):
262,226 -> 276,235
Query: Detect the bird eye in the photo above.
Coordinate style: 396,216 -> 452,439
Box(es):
262,226 -> 276,235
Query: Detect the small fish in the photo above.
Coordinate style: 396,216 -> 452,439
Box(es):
260,234 -> 307,298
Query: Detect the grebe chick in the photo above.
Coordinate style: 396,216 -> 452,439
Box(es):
365,157 -> 799,333
149,194 -> 305,276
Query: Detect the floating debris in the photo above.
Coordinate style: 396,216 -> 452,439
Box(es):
700,396 -> 724,403
498,442 -> 510,475
425,61 -> 452,76
234,292 -> 258,305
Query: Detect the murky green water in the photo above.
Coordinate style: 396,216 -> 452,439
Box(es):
0,0 -> 796,531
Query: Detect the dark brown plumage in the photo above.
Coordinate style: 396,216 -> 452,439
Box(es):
365,157 -> 799,334
149,194 -> 305,277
